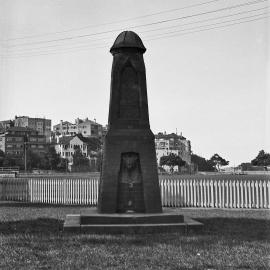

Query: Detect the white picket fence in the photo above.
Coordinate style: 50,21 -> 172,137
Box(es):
0,177 -> 270,208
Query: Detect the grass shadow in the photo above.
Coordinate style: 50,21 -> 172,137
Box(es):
0,217 -> 269,243
0,218 -> 63,234
196,217 -> 270,240
0,201 -> 93,208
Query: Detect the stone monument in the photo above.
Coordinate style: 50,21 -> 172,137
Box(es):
98,30 -> 162,214
64,31 -> 203,233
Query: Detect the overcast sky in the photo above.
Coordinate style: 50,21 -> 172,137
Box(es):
0,0 -> 269,166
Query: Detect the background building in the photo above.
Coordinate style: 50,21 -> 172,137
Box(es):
55,133 -> 100,171
14,116 -> 51,143
0,120 -> 14,133
53,118 -> 104,138
0,127 -> 47,160
155,132 -> 192,173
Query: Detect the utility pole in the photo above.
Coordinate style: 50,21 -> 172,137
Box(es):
24,142 -> 27,172
24,134 -> 29,172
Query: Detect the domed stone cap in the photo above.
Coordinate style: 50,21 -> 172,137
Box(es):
110,31 -> 146,54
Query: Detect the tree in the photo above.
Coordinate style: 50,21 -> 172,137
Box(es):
210,154 -> 229,171
46,146 -> 61,170
191,154 -> 215,172
72,146 -> 90,171
90,149 -> 102,172
251,150 -> 270,166
160,153 -> 186,173
0,150 -> 5,167
26,149 -> 42,170
86,137 -> 102,153
240,162 -> 252,171
57,158 -> 68,172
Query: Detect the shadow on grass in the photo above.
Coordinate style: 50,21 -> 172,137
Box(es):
0,218 -> 63,234
0,217 -> 269,241
0,202 -> 92,208
196,217 -> 270,240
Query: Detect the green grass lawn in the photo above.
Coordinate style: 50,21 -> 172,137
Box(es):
0,203 -> 269,270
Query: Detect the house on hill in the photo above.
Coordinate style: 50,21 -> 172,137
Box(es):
55,134 -> 101,171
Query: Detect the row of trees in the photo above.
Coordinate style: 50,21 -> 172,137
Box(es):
0,147 -> 68,171
0,136 -> 103,172
251,150 -> 270,166
1,143 -> 268,173
159,153 -> 186,173
158,152 -> 230,173
192,150 -> 270,172
191,153 -> 229,172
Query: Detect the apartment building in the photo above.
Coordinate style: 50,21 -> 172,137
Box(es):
155,132 -> 192,172
53,118 -> 103,138
14,116 -> 51,143
0,120 -> 13,133
0,127 -> 47,159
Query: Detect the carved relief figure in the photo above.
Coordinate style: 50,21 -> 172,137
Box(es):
117,152 -> 145,212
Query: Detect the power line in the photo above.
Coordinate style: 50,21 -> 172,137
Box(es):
2,0 -> 267,48
2,14 -> 267,59
146,14 -> 268,41
2,13 -> 267,58
144,11 -> 268,39
1,0 -> 223,42
4,6 -> 267,54
141,6 -> 268,34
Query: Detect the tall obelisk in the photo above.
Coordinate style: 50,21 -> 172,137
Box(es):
98,31 -> 162,213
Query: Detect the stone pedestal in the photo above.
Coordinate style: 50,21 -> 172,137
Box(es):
64,208 -> 203,234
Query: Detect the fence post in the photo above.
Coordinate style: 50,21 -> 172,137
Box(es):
240,180 -> 244,208
268,181 -> 270,209
199,179 -> 203,207
176,179 -> 180,207
194,179 -> 197,207
218,180 -> 221,208
247,180 -> 251,208
244,180 -> 247,208
214,180 -> 218,208
255,180 -> 259,209
210,180 -> 213,207
263,180 -> 267,209
259,180 -> 263,209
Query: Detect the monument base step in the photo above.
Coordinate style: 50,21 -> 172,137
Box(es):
63,208 -> 203,234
